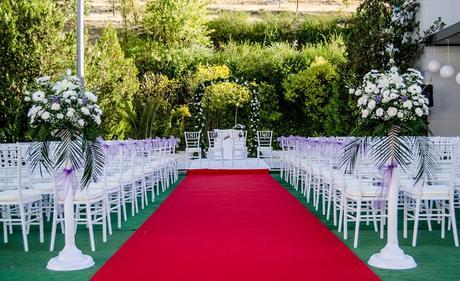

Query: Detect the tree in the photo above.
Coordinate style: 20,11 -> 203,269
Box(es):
0,0 -> 74,142
346,0 -> 444,77
86,26 -> 139,139
142,0 -> 210,47
125,72 -> 182,139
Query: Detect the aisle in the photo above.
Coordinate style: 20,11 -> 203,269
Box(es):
91,170 -> 379,281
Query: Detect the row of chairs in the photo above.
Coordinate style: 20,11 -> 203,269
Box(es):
0,138 -> 179,252
279,136 -> 459,248
184,130 -> 274,168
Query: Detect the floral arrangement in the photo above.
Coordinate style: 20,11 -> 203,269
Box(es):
25,70 -> 104,188
25,70 -> 102,136
349,67 -> 429,135
341,66 -> 437,183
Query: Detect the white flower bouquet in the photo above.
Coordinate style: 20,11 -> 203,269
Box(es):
25,70 -> 102,133
25,70 -> 104,188
350,67 -> 429,123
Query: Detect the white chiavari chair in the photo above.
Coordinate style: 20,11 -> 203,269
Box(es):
257,131 -> 273,167
231,130 -> 248,167
0,144 -> 44,251
185,131 -> 201,169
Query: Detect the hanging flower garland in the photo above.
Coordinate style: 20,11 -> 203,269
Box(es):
190,77 -> 261,153
248,86 -> 261,157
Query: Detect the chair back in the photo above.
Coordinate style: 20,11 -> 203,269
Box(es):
232,130 -> 247,149
0,144 -> 24,201
257,131 -> 273,148
185,131 -> 201,149
208,131 -> 224,149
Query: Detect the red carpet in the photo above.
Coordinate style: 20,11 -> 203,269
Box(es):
92,170 -> 379,281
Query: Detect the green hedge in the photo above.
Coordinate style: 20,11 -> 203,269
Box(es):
122,30 -> 355,138
208,11 -> 350,47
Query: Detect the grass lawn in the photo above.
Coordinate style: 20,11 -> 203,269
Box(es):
272,172 -> 460,281
0,176 -> 184,281
1,172 -> 459,281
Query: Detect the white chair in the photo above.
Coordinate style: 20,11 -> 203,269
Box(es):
207,131 -> 224,167
50,171 -> 108,252
257,131 -> 273,167
341,159 -> 387,248
231,130 -> 248,167
185,131 -> 201,168
0,144 -> 44,252
402,142 -> 459,247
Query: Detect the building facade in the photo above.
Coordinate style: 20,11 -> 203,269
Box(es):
417,0 -> 460,136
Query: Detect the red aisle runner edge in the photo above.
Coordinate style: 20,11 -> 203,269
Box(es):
92,170 -> 380,281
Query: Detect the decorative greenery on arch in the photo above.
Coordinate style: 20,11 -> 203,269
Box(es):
190,77 -> 261,156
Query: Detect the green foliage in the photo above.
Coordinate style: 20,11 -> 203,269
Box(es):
345,0 -> 445,77
126,72 -> 183,139
142,0 -> 210,47
86,26 -> 139,139
0,0 -> 74,142
124,38 -> 214,78
119,0 -> 140,30
203,82 -> 251,111
208,11 -> 349,47
283,57 -> 339,135
193,64 -> 231,86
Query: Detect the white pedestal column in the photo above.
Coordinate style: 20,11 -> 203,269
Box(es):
47,170 -> 94,271
368,167 -> 416,270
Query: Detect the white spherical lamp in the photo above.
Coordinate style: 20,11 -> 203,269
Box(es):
427,59 -> 441,72
440,65 -> 455,78
456,72 -> 460,85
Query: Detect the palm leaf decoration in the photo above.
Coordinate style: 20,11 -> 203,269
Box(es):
27,129 -> 105,189
27,141 -> 53,176
339,126 -> 439,184
81,137 -> 105,188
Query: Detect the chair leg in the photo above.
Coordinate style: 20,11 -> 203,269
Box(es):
441,202 -> 446,239
19,205 -> 29,252
403,196 -> 408,239
344,198 -> 349,239
426,200 -> 433,231
353,199 -> 362,248
380,206 -> 385,239
86,202 -> 95,252
338,194 -> 344,233
39,201 -> 44,243
412,199 -> 421,247
102,201 -> 107,243
121,188 -> 128,222
106,196 -> 113,236
449,197 -> 459,247
117,193 -> 122,229
3,206 -> 8,243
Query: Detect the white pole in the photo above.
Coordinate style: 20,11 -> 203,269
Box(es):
46,1 -> 94,271
77,0 -> 84,88
367,166 -> 417,269
46,165 -> 94,271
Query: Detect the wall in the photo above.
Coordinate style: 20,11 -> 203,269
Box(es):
417,0 -> 460,136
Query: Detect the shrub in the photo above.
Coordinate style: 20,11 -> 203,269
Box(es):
208,11 -> 349,47
192,64 -> 231,86
0,0 -> 73,142
142,0 -> 210,47
86,26 -> 140,139
124,38 -> 215,78
283,57 -> 339,135
126,72 -> 182,139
